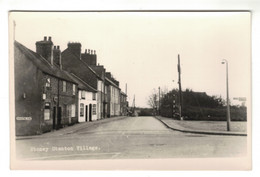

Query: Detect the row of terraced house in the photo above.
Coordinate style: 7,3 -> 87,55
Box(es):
14,36 -> 128,136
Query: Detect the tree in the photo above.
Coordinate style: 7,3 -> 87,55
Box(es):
147,89 -> 158,114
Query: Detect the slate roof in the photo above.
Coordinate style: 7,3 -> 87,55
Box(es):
14,41 -> 77,84
64,72 -> 97,92
89,65 -> 105,79
61,48 -> 102,80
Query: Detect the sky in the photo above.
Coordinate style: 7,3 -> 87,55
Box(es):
10,12 -> 251,108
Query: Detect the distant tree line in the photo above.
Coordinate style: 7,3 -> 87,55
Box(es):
147,88 -> 247,121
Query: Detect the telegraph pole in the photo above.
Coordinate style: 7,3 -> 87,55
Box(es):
177,54 -> 183,120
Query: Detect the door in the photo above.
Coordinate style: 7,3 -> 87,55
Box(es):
57,107 -> 62,129
53,106 -> 56,130
85,105 -> 88,122
89,104 -> 92,121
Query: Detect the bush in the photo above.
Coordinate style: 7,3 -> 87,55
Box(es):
182,106 -> 247,121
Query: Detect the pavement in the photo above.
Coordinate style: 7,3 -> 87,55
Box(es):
155,116 -> 247,136
16,116 -> 127,140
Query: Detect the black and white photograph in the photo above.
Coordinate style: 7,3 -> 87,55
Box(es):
9,11 -> 251,170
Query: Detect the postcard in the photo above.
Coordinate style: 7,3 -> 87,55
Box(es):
9,11 -> 251,170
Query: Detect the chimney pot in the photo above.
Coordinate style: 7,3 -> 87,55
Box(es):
94,50 -> 96,55
91,50 -> 93,55
88,49 -> 90,54
44,36 -> 47,41
54,46 -> 56,49
85,49 -> 87,53
57,45 -> 60,50
48,36 -> 52,41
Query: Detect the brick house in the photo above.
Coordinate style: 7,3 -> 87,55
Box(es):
105,73 -> 121,117
120,91 -> 128,116
14,37 -> 78,136
61,44 -> 106,120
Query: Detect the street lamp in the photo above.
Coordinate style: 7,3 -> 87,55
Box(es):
221,59 -> 231,131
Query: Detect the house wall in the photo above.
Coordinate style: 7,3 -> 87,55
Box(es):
120,94 -> 128,116
50,77 -> 78,128
109,85 -> 121,117
15,46 -> 43,136
78,90 -> 97,122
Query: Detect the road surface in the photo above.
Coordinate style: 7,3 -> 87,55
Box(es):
16,116 -> 247,160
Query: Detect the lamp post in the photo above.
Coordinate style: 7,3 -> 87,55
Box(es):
221,59 -> 231,131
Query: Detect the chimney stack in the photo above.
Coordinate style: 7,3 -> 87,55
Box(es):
81,48 -> 97,66
68,42 -> 82,59
53,45 -> 62,69
36,36 -> 53,65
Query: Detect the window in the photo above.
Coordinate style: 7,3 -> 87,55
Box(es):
105,86 -> 107,94
67,104 -> 76,117
73,84 -> 76,95
44,103 -> 50,120
93,104 -> 96,115
71,104 -> 76,117
62,81 -> 66,92
92,93 -> 96,100
81,90 -> 85,99
80,103 -> 84,117
98,81 -> 102,91
46,77 -> 51,87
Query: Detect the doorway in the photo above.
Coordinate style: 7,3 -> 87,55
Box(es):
53,106 -> 56,130
57,106 -> 62,129
89,104 -> 92,121
85,105 -> 88,122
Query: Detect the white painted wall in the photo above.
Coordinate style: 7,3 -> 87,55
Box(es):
78,90 -> 97,122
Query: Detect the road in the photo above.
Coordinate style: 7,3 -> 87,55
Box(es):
16,116 -> 247,160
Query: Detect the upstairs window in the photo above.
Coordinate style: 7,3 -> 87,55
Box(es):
92,93 -> 96,100
62,81 -> 67,92
73,84 -> 76,95
105,86 -> 107,94
46,77 -> 51,87
81,90 -> 85,99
